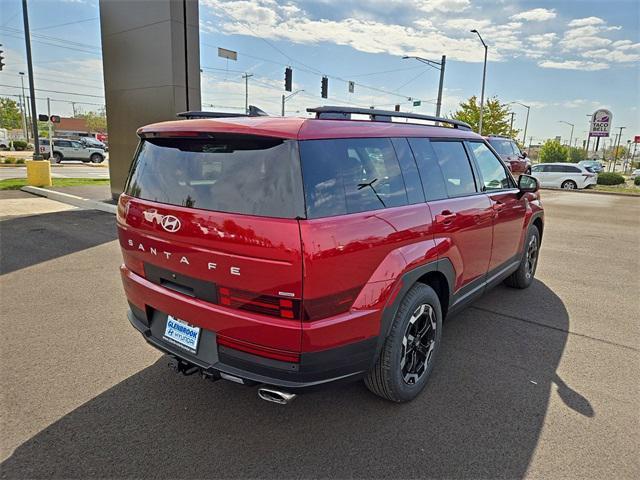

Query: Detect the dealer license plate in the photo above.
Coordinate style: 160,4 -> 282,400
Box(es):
163,316 -> 201,353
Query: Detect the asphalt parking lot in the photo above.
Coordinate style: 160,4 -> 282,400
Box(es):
1,190 -> 638,479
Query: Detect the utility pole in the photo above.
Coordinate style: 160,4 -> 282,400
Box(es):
18,88 -> 27,140
71,102 -> 77,117
612,126 -> 626,172
19,72 -> 29,141
22,0 -> 42,159
47,97 -> 53,158
471,30 -> 488,135
242,73 -> 253,114
509,112 -> 515,137
402,55 -> 446,118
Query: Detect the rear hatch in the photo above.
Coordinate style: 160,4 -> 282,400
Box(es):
117,133 -> 305,352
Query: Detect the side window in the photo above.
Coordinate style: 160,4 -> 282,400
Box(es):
390,138 -> 425,204
469,141 -> 513,190
430,141 -> 477,197
407,138 -> 447,201
489,139 -> 513,157
548,165 -> 562,173
511,141 -> 522,156
58,140 -> 71,147
71,141 -> 82,148
563,165 -> 581,173
531,164 -> 545,173
300,138 -> 408,218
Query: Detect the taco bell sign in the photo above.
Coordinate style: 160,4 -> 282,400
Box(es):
590,109 -> 612,137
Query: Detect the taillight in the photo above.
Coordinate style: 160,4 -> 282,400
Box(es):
124,254 -> 145,278
217,335 -> 300,363
302,287 -> 360,321
217,286 -> 301,320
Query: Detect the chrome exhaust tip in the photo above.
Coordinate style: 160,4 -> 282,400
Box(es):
258,387 -> 297,405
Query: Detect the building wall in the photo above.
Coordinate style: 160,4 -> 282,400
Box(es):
99,0 -> 201,199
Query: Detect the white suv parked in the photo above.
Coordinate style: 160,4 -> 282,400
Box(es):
530,163 -> 597,190
49,138 -> 105,163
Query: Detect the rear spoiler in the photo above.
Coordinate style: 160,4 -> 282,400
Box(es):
177,106 -> 269,119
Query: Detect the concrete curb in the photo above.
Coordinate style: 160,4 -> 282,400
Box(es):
541,187 -> 640,198
20,186 -> 117,214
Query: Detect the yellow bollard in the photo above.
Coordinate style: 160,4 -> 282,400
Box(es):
26,160 -> 53,187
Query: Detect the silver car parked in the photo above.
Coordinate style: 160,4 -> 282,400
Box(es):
50,138 -> 105,163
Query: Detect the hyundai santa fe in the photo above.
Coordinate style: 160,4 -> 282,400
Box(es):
117,106 -> 544,403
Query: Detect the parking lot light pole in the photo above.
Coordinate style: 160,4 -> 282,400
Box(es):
471,30 -> 488,135
402,55 -> 446,117
559,120 -> 574,148
508,101 -> 530,146
22,0 -> 42,160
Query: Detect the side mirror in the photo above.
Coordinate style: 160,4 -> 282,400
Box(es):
521,151 -> 528,159
518,174 -> 539,194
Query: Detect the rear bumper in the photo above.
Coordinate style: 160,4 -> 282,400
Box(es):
128,306 -> 376,391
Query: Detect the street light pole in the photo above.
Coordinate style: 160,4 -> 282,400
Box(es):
612,126 -> 626,172
241,73 -> 253,114
471,30 -> 488,135
281,90 -> 304,116
19,72 -> 29,141
21,0 -> 42,159
559,120 -> 574,147
401,55 -> 446,117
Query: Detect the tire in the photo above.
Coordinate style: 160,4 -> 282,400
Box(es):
561,180 -> 577,190
365,283 -> 442,402
90,153 -> 103,163
504,225 -> 540,289
53,152 -> 63,163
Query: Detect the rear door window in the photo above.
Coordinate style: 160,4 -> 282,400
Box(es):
299,138 -> 409,218
468,141 -> 514,190
430,141 -> 478,197
125,135 -> 305,218
391,138 -> 425,204
407,138 -> 447,201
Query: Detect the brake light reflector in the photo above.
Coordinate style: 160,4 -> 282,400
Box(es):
217,336 -> 300,363
217,286 -> 301,320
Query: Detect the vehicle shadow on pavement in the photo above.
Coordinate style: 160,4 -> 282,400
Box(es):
0,210 -> 117,275
1,280 -> 588,479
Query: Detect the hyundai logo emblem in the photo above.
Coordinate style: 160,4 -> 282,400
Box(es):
160,215 -> 181,232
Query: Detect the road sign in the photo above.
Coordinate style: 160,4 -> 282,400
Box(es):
413,100 -> 421,107
634,135 -> 640,143
217,47 -> 237,61
589,109 -> 612,137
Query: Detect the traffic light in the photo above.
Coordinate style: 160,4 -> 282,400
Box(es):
38,114 -> 49,122
50,115 -> 61,124
284,67 -> 292,92
0,45 -> 5,72
395,104 -> 400,112
321,76 -> 328,99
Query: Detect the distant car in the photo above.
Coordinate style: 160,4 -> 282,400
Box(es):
578,160 -> 604,173
80,137 -> 106,151
486,135 -> 531,175
530,163 -> 597,190
631,169 -> 640,180
0,128 -> 9,150
48,138 -> 105,163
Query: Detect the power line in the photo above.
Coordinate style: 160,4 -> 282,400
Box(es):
0,83 -> 104,99
32,17 -> 99,31
1,32 -> 100,55
0,26 -> 101,50
0,92 -> 104,107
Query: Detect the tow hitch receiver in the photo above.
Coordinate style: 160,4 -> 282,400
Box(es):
168,358 -> 199,376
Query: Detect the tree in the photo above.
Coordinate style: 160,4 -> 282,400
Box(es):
0,97 -> 23,130
569,147 -> 586,163
451,95 -> 519,137
540,140 -> 569,163
76,109 -> 107,132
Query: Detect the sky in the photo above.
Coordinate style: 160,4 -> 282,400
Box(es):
1,0 -> 638,147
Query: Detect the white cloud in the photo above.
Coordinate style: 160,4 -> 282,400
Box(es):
510,8 -> 556,22
568,17 -> 605,27
443,18 -> 491,31
528,33 -> 556,50
415,0 -> 470,13
538,60 -> 609,71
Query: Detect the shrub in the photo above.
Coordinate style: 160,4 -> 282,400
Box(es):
540,140 -> 569,163
569,147 -> 586,163
2,157 -> 17,164
12,140 -> 28,151
634,176 -> 640,186
15,158 -> 25,165
596,172 -> 625,185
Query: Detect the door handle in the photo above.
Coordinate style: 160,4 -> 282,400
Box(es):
435,210 -> 457,224
492,202 -> 505,212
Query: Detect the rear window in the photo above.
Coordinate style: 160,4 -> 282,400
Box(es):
125,135 -> 305,218
299,138 -> 409,218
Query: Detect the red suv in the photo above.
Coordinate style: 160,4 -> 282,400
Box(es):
486,135 -> 531,175
117,106 -> 543,403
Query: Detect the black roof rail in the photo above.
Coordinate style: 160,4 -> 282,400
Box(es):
177,105 -> 269,119
307,106 -> 472,130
